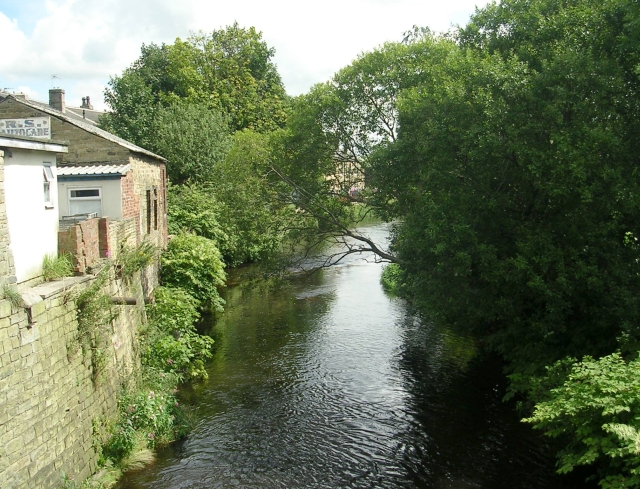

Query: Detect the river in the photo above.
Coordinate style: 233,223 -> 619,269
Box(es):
116,223 -> 586,488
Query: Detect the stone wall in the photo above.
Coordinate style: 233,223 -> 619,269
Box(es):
0,272 -> 146,489
0,109 -> 154,488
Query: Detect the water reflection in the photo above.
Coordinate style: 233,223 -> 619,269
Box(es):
116,224 -> 583,489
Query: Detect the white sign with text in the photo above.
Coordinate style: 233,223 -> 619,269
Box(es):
0,117 -> 51,139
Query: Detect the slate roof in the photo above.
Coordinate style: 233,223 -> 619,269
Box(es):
65,106 -> 104,125
56,164 -> 131,176
2,94 -> 166,163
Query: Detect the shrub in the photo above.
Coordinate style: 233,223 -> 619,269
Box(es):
143,287 -> 214,380
380,263 -> 403,295
524,353 -> 640,488
161,234 -> 226,311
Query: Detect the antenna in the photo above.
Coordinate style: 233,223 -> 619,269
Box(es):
51,74 -> 59,88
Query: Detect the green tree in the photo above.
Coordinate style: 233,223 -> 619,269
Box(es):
152,103 -> 231,184
161,233 -> 226,311
271,37 -> 456,264
100,23 -> 288,147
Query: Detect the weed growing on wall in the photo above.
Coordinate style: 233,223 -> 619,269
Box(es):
114,240 -> 156,281
100,370 -> 190,468
42,253 -> 74,281
74,268 -> 119,384
1,284 -> 24,311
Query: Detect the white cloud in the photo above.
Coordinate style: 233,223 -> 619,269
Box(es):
0,0 -> 490,111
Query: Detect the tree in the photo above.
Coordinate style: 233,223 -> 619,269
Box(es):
152,103 -> 231,184
371,0 -> 640,380
100,23 -> 288,147
272,36 -> 457,266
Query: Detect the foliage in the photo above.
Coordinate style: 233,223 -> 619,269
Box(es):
2,284 -> 24,311
114,241 -> 157,280
271,37 -> 456,265
42,253 -> 74,281
152,103 -> 232,184
380,263 -> 403,295
74,269 -> 119,384
167,131 -> 305,267
102,370 -> 187,464
167,183 -> 226,242
100,23 -> 288,149
524,353 -> 640,488
366,0 -> 640,382
161,233 -> 226,310
143,287 -> 214,380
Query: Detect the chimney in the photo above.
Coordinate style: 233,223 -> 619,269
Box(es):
49,88 -> 65,112
80,95 -> 94,110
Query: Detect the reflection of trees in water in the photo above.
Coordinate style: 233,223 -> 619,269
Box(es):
395,314 -> 578,489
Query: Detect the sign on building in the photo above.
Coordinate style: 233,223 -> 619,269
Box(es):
0,117 -> 51,139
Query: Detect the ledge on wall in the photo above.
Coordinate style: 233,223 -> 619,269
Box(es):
30,275 -> 92,299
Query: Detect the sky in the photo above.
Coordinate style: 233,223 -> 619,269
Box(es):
0,0 -> 491,112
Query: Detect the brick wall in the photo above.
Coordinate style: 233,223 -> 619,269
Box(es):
128,155 -> 167,250
58,218 -> 110,274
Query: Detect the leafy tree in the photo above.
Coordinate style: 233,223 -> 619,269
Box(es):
368,0 -> 640,382
271,38 -> 456,265
152,103 -> 231,184
99,70 -> 158,150
167,130 -> 306,266
100,23 -> 288,147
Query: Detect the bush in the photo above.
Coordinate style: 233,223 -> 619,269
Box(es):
380,263 -> 403,295
524,353 -> 640,488
143,287 -> 214,381
161,234 -> 226,311
102,371 -> 185,463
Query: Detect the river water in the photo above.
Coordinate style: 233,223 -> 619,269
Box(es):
117,224 -> 585,489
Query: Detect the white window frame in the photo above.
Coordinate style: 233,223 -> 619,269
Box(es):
43,163 -> 54,208
68,187 -> 103,217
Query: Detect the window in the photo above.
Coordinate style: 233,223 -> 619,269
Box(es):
153,187 -> 158,231
68,187 -> 102,216
146,189 -> 151,234
43,163 -> 53,208
146,187 -> 159,234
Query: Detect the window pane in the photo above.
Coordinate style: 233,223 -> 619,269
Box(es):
43,165 -> 53,181
70,189 -> 100,198
69,199 -> 101,216
44,182 -> 50,203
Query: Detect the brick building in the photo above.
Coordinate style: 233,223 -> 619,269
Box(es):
0,90 -> 168,276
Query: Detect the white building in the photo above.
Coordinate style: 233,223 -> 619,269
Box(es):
0,134 -> 68,283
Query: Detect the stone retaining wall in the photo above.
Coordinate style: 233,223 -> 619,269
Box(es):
0,273 -> 145,489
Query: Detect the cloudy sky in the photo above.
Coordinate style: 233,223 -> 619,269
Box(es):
0,0 -> 491,112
